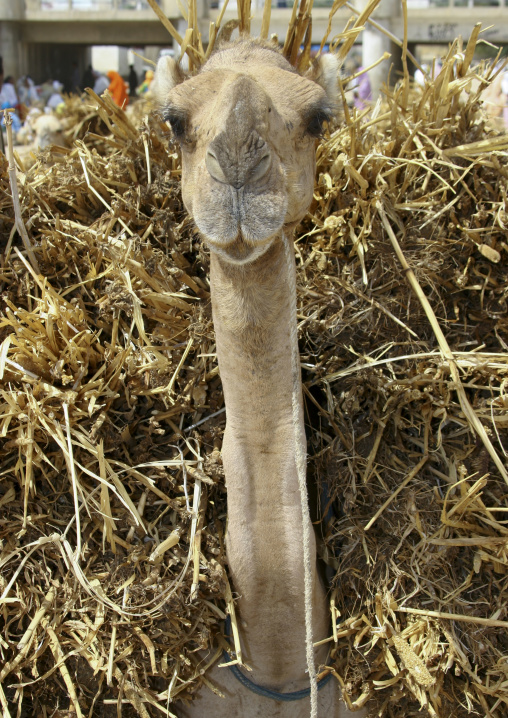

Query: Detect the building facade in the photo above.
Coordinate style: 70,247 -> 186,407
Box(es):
0,1 -> 506,93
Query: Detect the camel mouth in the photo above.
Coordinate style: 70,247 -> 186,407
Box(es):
206,232 -> 276,265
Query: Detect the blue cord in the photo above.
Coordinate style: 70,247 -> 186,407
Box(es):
222,616 -> 333,702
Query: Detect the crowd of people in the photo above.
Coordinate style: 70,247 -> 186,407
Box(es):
77,64 -> 154,106
0,56 -> 156,147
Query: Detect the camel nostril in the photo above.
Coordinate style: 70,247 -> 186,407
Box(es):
205,149 -> 227,184
249,153 -> 271,183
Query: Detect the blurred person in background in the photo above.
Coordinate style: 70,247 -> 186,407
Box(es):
0,76 -> 19,110
82,64 -> 95,91
93,71 -> 110,96
39,80 -> 54,106
137,69 -> 154,96
17,76 -> 39,108
47,81 -> 65,111
71,62 -> 81,93
414,64 -> 428,87
1,101 -> 22,134
107,70 -> 129,108
353,66 -> 372,111
128,65 -> 138,97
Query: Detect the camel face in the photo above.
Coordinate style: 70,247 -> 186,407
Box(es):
155,40 -> 339,265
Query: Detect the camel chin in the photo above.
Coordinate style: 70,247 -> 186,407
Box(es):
191,190 -> 286,266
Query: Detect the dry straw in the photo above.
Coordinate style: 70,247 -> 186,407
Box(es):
1,1 -> 507,717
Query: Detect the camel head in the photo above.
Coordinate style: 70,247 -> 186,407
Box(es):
155,39 -> 340,264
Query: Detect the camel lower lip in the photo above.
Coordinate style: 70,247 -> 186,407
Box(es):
205,232 -> 277,264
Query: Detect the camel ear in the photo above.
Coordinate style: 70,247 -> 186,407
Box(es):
307,53 -> 341,111
153,56 -> 187,105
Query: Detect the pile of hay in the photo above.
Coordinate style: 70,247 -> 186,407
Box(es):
1,2 -> 507,716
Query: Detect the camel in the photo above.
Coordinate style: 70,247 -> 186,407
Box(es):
155,39 -> 364,718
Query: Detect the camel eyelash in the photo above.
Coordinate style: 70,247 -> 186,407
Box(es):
303,106 -> 332,138
162,107 -> 187,139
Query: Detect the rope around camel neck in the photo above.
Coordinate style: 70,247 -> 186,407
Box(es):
282,230 -> 318,718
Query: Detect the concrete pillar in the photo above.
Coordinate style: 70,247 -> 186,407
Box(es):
0,0 -> 24,19
0,1 -> 25,80
354,0 -> 403,99
407,41 -> 417,78
362,27 -> 391,97
0,22 -> 23,80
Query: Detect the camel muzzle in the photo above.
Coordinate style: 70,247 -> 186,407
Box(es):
205,140 -> 272,190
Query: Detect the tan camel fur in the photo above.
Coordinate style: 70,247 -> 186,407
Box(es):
155,39 -> 363,718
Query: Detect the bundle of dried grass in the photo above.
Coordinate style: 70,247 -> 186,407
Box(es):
301,32 -> 508,717
1,2 -> 507,716
1,88 -> 228,718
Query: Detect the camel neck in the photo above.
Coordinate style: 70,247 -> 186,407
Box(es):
209,238 -> 328,690
210,238 -> 298,434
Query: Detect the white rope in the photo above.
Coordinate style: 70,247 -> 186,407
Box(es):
282,230 -> 318,718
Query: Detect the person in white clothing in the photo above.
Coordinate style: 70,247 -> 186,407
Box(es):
93,73 -> 110,95
46,81 -> 64,111
0,76 -> 19,109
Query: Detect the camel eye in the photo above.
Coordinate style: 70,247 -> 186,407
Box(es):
162,107 -> 187,140
304,106 -> 331,138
